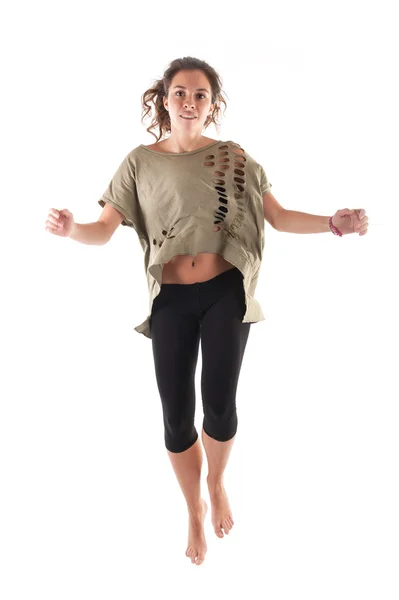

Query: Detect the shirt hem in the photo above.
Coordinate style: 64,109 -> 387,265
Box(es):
133,240 -> 264,339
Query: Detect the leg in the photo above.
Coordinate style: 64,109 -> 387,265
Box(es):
166,438 -> 203,518
200,276 -> 251,537
167,438 -> 208,565
151,293 -> 202,511
150,287 -> 208,565
201,428 -> 236,490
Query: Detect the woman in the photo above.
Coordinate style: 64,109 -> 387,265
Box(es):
44,56 -> 369,567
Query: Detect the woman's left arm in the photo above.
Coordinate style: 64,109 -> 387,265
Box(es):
263,192 -> 368,236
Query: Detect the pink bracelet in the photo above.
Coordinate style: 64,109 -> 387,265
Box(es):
329,216 -> 343,237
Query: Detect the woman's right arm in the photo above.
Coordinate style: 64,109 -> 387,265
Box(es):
68,221 -> 111,245
45,204 -> 124,245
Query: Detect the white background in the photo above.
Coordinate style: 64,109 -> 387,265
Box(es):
1,0 -> 398,598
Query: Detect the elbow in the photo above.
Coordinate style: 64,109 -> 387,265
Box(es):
272,220 -> 281,231
272,208 -> 286,231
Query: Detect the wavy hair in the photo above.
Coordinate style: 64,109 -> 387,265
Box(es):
141,56 -> 228,142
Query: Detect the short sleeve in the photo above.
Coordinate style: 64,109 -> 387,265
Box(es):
259,165 -> 273,194
98,153 -> 146,239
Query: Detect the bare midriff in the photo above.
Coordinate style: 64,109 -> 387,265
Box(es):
162,253 -> 236,284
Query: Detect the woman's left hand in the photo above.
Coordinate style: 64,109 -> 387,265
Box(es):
332,208 -> 369,236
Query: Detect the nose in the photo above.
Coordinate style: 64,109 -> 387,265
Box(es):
183,98 -> 196,109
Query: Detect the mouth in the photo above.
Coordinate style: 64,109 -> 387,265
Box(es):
180,115 -> 197,120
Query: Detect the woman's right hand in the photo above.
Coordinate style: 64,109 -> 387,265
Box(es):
45,208 -> 75,238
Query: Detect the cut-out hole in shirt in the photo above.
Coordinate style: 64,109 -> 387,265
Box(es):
202,142 -> 248,234
153,225 -> 177,247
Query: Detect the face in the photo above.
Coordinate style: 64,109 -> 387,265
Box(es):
163,69 -> 214,131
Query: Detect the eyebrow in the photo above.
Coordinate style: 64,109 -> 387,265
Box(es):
172,85 -> 209,93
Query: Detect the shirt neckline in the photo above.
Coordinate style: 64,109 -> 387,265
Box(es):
139,140 -> 224,156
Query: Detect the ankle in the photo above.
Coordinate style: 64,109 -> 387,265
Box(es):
188,500 -> 204,520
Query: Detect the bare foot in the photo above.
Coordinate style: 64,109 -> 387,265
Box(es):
207,478 -> 234,538
186,499 -> 208,566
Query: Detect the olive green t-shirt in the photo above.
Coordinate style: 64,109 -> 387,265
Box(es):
98,139 -> 272,339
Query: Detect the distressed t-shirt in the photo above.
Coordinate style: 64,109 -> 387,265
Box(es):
98,139 -> 272,339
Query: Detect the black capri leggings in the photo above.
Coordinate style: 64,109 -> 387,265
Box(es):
150,266 -> 251,453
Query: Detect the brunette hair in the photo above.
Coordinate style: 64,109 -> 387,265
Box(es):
141,56 -> 228,142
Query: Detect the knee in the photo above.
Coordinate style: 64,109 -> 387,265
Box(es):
203,406 -> 238,442
164,415 -> 198,453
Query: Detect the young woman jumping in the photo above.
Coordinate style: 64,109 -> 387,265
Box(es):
44,56 -> 369,566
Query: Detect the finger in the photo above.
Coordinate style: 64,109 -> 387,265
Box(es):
355,221 -> 366,233
49,215 -> 62,227
45,225 -> 61,234
354,209 -> 366,218
354,215 -> 368,229
45,218 -> 62,229
356,223 -> 367,232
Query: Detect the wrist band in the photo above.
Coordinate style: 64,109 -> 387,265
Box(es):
329,216 -> 342,236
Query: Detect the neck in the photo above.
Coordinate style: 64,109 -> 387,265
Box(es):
163,134 -> 209,153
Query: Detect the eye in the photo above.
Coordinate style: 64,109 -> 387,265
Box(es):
175,91 -> 206,99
